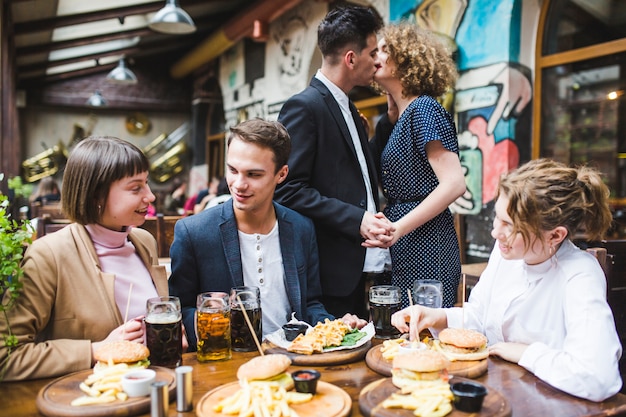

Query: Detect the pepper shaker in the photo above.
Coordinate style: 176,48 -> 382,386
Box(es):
150,381 -> 169,417
176,365 -> 194,412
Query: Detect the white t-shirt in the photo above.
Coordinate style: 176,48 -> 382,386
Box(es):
446,239 -> 622,401
238,221 -> 290,336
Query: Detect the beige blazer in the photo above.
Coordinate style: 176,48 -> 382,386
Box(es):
0,223 -> 168,381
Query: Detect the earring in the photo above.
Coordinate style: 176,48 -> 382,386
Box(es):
549,245 -> 558,268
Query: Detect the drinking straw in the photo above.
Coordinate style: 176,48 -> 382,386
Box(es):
122,283 -> 133,339
407,289 -> 413,307
461,274 -> 466,328
236,295 -> 264,356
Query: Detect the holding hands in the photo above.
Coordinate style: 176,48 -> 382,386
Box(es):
360,211 -> 395,246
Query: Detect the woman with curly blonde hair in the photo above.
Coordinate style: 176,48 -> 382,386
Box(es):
391,159 -> 622,401
368,23 -> 465,308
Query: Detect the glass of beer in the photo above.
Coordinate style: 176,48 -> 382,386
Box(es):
196,292 -> 231,361
369,285 -> 401,339
145,296 -> 183,368
413,280 -> 443,308
230,286 -> 262,352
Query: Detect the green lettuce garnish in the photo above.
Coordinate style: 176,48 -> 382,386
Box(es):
340,328 -> 367,346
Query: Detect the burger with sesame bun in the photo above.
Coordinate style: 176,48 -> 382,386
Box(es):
434,328 -> 489,361
236,354 -> 294,390
93,340 -> 151,372
391,350 -> 450,388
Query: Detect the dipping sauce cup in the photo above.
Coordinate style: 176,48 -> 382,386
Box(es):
397,340 -> 428,355
450,380 -> 488,412
121,369 -> 156,397
291,370 -> 321,394
282,323 -> 307,341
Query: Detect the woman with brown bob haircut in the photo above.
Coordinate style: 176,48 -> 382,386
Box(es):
0,136 -> 172,381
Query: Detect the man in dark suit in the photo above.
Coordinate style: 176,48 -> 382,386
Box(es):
169,119 -> 366,350
275,4 -> 393,319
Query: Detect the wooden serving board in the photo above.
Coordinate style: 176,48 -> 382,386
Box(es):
197,380 -> 352,417
359,377 -> 511,417
262,340 -> 371,366
36,367 -> 176,417
365,344 -> 488,379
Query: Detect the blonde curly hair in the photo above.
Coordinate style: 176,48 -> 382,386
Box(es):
374,23 -> 457,98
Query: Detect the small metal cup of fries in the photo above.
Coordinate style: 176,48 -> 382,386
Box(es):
214,354 -> 314,417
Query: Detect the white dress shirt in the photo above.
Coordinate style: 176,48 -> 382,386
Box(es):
446,239 -> 622,401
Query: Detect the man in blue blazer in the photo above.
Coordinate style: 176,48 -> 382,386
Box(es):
169,119 -> 366,351
275,4 -> 393,319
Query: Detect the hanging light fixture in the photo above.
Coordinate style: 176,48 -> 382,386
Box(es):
149,0 -> 196,34
86,90 -> 107,107
106,57 -> 138,85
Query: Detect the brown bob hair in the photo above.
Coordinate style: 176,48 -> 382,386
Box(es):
61,136 -> 150,224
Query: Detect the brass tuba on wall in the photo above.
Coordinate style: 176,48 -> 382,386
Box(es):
142,122 -> 189,183
22,141 -> 68,183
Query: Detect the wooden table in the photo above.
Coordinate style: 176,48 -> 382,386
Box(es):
4,348 -> 626,417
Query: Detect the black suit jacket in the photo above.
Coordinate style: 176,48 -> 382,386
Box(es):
275,77 -> 380,297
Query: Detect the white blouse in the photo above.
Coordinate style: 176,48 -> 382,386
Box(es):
446,239 -> 622,401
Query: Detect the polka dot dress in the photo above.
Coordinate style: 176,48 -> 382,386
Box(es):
381,96 -> 461,308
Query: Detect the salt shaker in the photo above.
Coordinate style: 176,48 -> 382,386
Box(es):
176,365 -> 194,412
150,381 -> 169,417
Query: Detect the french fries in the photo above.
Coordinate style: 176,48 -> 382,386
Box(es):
382,380 -> 453,417
380,338 -> 405,360
70,362 -> 131,406
214,380 -> 313,417
381,336 -> 434,361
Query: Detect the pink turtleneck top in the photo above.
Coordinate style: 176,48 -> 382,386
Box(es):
85,224 -> 158,320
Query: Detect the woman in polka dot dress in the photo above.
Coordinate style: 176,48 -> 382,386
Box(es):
368,23 -> 466,308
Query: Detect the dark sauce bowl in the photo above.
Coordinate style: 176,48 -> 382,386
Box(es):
291,370 -> 321,394
282,323 -> 307,341
450,380 -> 488,412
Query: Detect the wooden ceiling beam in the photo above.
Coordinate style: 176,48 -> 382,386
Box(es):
13,0 -> 213,34
16,27 -> 153,56
18,47 -> 142,73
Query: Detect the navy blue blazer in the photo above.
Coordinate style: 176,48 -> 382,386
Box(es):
276,77 -> 381,298
168,199 -> 333,349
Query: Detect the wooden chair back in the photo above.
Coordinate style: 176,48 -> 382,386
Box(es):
31,202 -> 65,219
454,213 -> 467,264
586,247 -> 615,300
156,215 -> 180,258
139,214 -> 182,258
140,216 -> 159,243
35,216 -> 70,238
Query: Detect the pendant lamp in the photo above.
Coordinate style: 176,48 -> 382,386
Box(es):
149,0 -> 196,34
86,90 -> 107,107
106,57 -> 138,85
